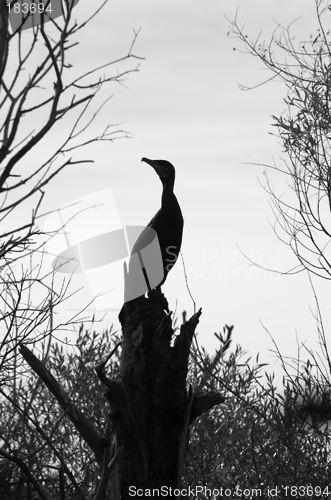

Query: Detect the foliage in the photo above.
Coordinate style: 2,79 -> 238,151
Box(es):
229,0 -> 331,280
0,4 -> 141,492
0,0 -> 142,386
184,328 -> 331,499
1,323 -> 330,499
0,325 -> 121,499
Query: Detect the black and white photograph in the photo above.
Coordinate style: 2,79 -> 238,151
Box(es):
1,0 -> 331,498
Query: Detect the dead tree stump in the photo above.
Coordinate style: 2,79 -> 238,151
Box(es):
99,291 -> 224,499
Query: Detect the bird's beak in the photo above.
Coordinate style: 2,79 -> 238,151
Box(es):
141,157 -> 160,174
141,157 -> 152,166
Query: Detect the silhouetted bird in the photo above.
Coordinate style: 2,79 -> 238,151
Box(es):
131,157 -> 183,290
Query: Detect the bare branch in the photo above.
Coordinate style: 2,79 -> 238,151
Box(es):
229,1 -> 331,281
19,344 -> 106,467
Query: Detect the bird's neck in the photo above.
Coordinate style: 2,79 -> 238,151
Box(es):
161,182 -> 179,213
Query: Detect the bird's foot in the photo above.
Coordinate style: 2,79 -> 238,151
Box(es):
148,287 -> 169,313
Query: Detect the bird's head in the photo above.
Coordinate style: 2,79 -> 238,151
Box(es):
141,157 -> 175,186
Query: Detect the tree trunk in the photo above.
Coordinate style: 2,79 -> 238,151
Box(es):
20,290 -> 225,499
100,291 -> 223,499
0,0 -> 8,81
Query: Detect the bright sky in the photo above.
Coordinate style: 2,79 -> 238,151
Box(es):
6,0 -> 331,379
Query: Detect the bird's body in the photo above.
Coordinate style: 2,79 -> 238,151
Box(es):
131,158 -> 183,288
